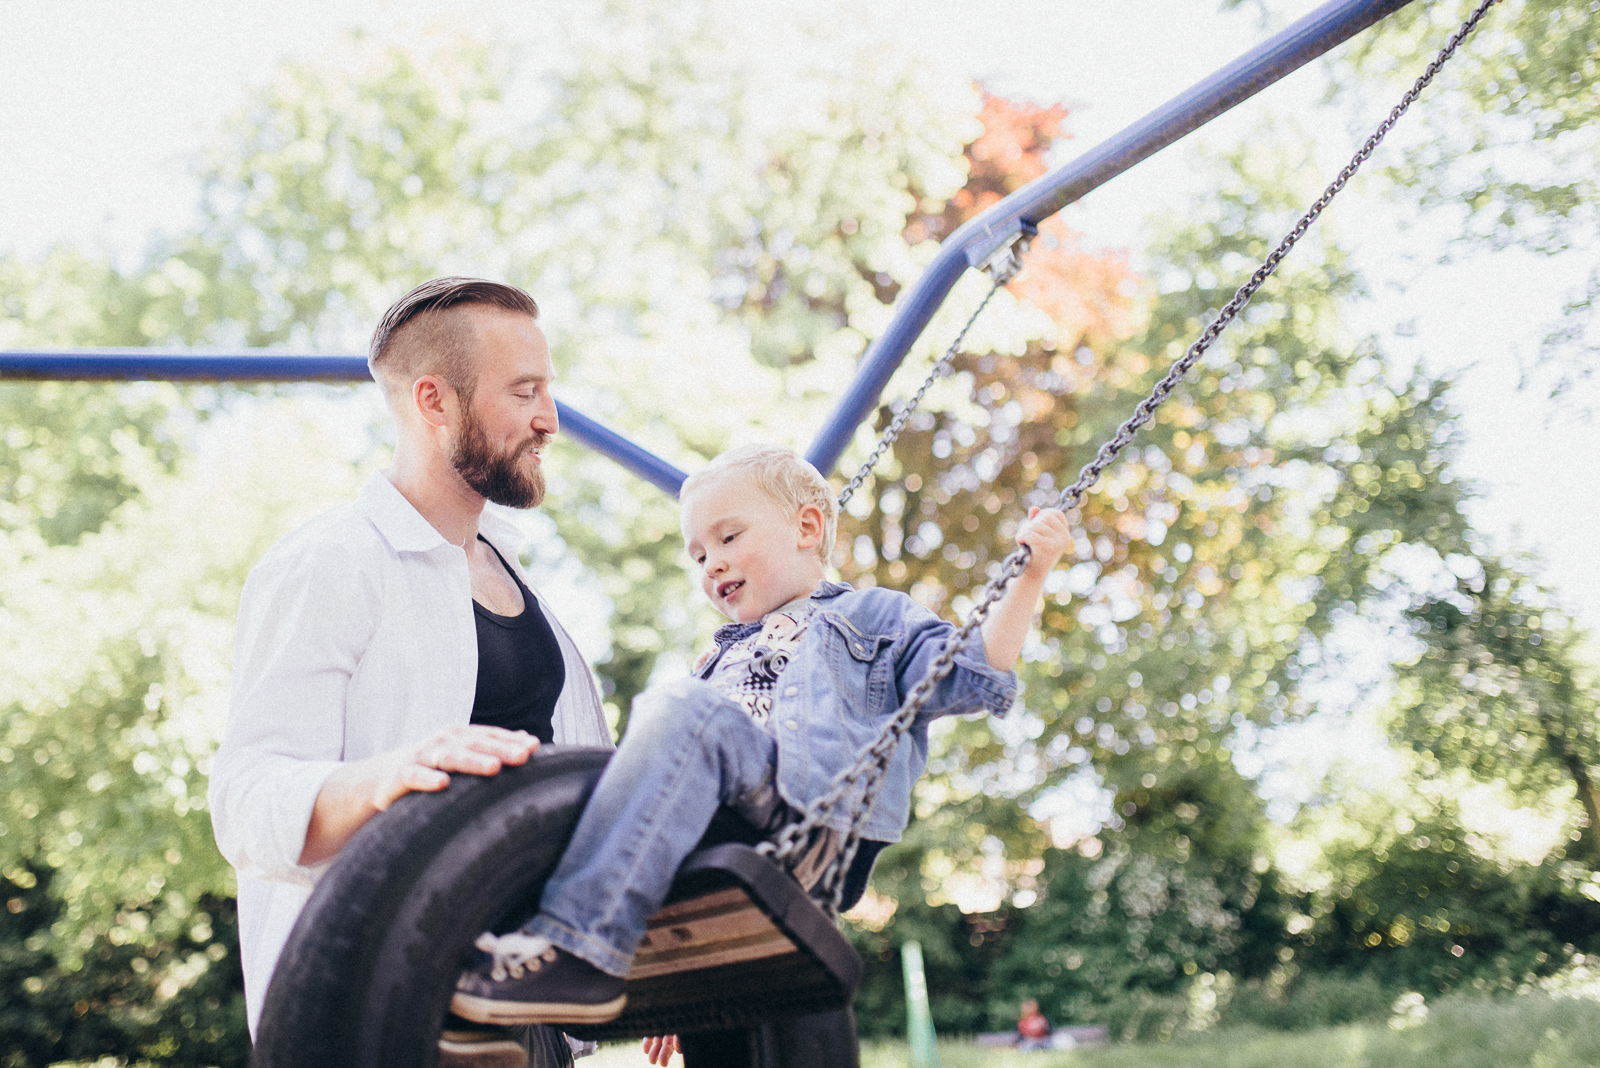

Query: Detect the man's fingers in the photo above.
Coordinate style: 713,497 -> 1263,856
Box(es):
462,732 -> 540,764
440,726 -> 540,764
641,1035 -> 679,1066
414,728 -> 540,777
421,745 -> 503,776
374,765 -> 450,811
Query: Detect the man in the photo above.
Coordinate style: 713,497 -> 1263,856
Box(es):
209,278 -> 612,1067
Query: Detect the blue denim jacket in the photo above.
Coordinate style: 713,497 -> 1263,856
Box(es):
720,580 -> 1018,843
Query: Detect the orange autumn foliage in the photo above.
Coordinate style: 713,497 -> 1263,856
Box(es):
906,89 -> 1136,357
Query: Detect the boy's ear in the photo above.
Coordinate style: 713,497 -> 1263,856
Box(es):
795,503 -> 827,550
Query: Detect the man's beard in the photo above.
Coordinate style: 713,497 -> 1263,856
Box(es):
450,403 -> 548,509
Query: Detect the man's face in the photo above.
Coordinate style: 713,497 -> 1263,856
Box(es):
448,309 -> 558,509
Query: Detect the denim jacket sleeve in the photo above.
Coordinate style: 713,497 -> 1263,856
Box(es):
888,594 -> 1018,724
771,585 -> 1018,841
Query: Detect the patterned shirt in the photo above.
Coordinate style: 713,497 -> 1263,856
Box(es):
696,597 -> 816,728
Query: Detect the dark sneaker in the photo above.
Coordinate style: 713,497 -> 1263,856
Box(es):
451,932 -> 627,1026
437,1016 -> 528,1068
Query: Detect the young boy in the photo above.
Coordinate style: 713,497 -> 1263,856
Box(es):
452,445 -> 1071,1025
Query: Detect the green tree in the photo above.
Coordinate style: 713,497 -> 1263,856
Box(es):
1339,0 -> 1600,255
0,251 -> 187,547
836,100 -> 1600,1010
0,4 -> 1020,1058
1332,0 -> 1600,400
837,124 -> 1477,870
1388,555 -> 1600,860
1284,777 -> 1600,996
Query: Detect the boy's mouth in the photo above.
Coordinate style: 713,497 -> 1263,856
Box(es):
717,579 -> 744,601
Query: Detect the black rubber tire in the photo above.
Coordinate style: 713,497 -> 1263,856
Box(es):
252,746 -> 613,1068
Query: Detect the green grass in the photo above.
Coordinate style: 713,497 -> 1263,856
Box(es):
586,993 -> 1600,1068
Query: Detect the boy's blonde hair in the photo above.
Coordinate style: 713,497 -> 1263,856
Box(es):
681,445 -> 839,563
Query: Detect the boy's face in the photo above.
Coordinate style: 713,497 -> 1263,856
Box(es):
681,472 -> 828,624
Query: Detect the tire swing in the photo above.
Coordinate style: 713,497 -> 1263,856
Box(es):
252,8 -> 1494,1066
251,747 -> 864,1068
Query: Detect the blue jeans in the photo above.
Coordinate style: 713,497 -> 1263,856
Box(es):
524,678 -> 781,977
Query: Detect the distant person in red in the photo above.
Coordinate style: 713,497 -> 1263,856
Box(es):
1017,998 -> 1052,1051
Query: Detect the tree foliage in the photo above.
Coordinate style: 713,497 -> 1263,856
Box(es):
838,127 -> 1486,857
1392,556 -> 1600,859
2,2 -> 1598,1059
1325,0 -> 1600,403
1337,0 -> 1600,255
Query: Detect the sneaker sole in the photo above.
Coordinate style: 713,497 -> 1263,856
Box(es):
449,991 -> 628,1026
436,1036 -> 528,1068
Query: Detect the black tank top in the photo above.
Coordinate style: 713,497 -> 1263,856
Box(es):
470,538 -> 566,743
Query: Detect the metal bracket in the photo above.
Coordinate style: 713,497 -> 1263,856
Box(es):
973,221 -> 1037,285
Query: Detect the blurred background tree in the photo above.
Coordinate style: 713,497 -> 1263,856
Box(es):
1332,0 -> 1600,407
2,0 -> 1597,1060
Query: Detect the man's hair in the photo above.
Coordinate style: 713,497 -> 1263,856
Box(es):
368,277 -> 539,402
681,444 -> 839,563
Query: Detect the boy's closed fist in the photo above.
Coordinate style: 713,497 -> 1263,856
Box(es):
1016,506 -> 1073,577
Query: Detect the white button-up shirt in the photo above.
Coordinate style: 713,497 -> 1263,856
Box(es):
208,472 -> 612,1034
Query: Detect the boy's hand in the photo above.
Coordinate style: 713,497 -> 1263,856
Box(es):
1016,506 -> 1072,578
981,506 -> 1074,672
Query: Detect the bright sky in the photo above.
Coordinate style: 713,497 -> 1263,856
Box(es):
2,0 -> 1595,641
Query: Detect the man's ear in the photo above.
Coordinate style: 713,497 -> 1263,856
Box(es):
412,375 -> 453,430
795,503 -> 827,551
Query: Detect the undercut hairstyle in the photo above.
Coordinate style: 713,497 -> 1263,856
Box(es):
368,277 -> 539,403
682,445 -> 840,564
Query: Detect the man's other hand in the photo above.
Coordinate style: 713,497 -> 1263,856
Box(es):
642,1035 -> 680,1066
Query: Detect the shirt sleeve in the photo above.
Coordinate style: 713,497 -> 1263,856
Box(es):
894,601 -> 1019,725
208,537 -> 380,885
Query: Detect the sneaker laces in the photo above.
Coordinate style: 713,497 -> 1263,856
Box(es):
475,931 -> 559,981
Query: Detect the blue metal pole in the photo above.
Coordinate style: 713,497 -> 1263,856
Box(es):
803,0 -> 1416,477
555,404 -> 688,498
0,350 -> 690,497
0,350 -> 372,382
2,0 -> 1414,497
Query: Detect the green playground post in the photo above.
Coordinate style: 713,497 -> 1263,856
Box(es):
901,941 -> 941,1068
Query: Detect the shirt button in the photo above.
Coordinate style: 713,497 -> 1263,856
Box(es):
785,720 -> 799,731
784,685 -> 799,697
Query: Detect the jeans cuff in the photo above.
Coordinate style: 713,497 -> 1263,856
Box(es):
523,913 -> 635,979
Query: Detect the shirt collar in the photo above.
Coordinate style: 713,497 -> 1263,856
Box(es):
359,472 -> 454,554
477,507 -> 530,565
712,580 -> 850,647
359,473 -> 540,580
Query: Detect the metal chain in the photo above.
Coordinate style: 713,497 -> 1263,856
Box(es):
836,235 -> 1031,509
764,0 -> 1498,915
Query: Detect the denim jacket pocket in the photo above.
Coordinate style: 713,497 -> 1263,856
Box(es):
816,612 -> 899,716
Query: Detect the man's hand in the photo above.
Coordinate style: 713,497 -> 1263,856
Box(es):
301,725 -> 540,865
642,1035 -> 680,1066
371,725 -> 541,811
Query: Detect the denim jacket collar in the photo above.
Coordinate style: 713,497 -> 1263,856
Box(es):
710,579 -> 854,648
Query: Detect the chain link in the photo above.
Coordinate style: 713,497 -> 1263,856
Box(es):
836,234 -> 1031,509
765,0 -> 1498,914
